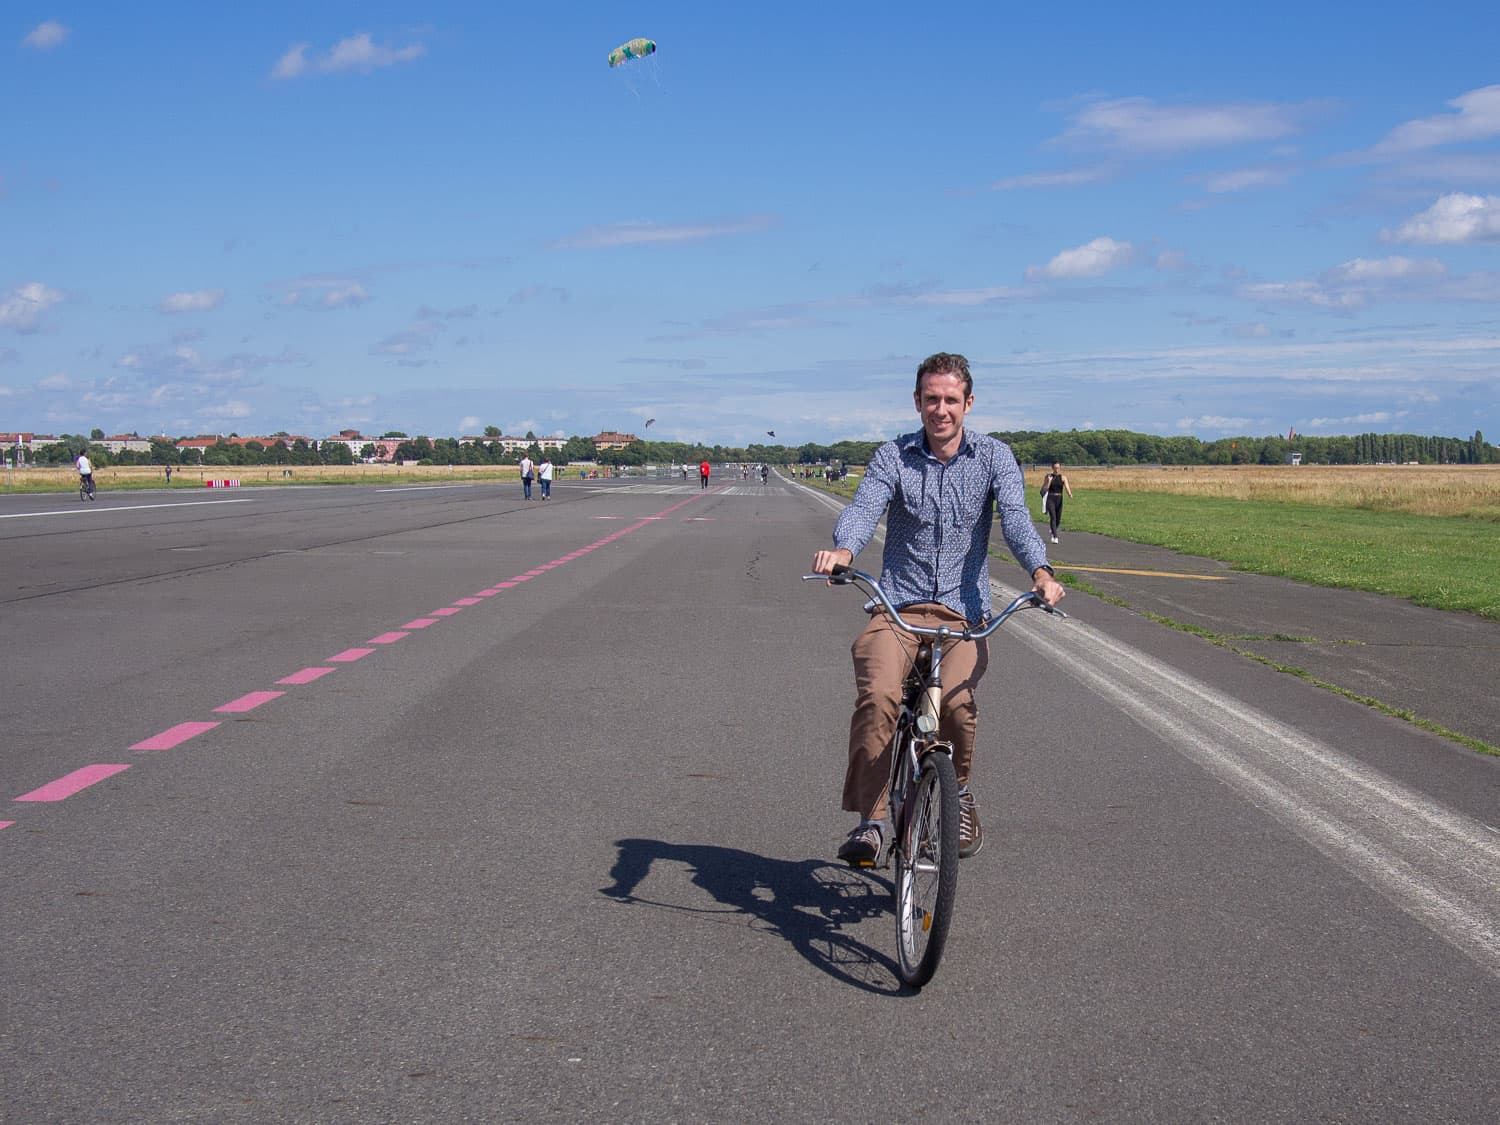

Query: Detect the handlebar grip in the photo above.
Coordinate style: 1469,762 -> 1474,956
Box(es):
830,563 -> 850,576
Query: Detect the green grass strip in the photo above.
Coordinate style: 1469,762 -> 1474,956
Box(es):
1060,492 -> 1500,620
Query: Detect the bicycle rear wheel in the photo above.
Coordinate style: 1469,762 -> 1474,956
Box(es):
893,749 -> 959,988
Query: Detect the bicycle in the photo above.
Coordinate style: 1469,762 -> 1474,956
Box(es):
79,475 -> 96,501
805,564 -> 1066,987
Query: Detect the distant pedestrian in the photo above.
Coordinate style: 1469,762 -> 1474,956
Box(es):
164,464 -> 173,485
699,459 -> 711,490
519,454 -> 534,500
1041,461 -> 1073,544
539,455 -> 553,499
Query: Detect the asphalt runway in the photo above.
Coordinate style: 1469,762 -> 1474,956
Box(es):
2,473 -> 1497,1123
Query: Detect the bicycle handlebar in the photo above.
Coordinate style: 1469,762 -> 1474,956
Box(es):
801,564 -> 1066,641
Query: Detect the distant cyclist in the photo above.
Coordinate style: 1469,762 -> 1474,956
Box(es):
811,352 -> 1063,865
76,451 -> 95,495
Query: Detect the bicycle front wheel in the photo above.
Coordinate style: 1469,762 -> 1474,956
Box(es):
894,749 -> 959,988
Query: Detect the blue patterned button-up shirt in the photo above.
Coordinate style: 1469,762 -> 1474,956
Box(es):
832,429 -> 1048,625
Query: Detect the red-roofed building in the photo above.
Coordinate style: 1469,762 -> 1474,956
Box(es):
592,431 -> 640,451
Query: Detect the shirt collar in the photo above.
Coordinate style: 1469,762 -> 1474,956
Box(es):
900,428 -> 973,461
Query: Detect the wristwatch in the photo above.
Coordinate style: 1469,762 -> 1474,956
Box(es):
1034,564 -> 1056,578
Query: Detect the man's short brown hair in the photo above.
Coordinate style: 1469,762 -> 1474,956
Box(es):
915,352 -> 972,398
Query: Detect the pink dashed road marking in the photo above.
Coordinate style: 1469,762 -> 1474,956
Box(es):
494,582 -> 518,590
132,721 -> 221,751
279,666 -> 335,685
475,589 -> 500,596
403,618 -> 440,629
368,631 -> 409,644
328,647 -> 376,663
214,691 -> 284,714
0,821 -> 13,831
508,575 -> 533,583
453,597 -> 483,606
16,764 -> 132,802
430,607 -> 463,617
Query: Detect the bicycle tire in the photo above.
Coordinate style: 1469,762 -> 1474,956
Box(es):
893,749 -> 959,988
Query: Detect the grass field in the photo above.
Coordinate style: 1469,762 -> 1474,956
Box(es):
813,464 -> 1500,620
1054,463 -> 1500,521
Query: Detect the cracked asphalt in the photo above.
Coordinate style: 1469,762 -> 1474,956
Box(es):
1042,526 -> 1500,752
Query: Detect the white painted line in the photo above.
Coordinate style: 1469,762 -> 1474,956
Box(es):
374,484 -> 479,493
992,575 -> 1500,978
0,499 -> 254,520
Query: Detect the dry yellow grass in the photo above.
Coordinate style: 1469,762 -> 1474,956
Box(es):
1033,464 -> 1500,520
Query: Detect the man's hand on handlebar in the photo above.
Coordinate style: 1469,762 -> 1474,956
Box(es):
811,547 -> 853,576
1032,567 -> 1066,607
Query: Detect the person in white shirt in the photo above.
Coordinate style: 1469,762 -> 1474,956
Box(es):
76,452 -> 95,497
538,455 -> 554,499
519,454 -> 534,500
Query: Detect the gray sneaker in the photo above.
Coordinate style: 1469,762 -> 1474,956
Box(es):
958,790 -> 984,858
837,822 -> 884,868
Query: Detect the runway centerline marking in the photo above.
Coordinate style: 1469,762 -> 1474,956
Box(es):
15,764 -> 132,802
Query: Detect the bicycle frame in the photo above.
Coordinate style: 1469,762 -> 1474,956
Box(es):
807,563 -> 1065,986
805,564 -> 1066,839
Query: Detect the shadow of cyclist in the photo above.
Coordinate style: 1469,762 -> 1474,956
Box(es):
601,838 -> 907,995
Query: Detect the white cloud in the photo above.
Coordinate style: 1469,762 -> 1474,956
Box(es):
158,289 -> 226,314
1325,257 -> 1446,283
38,372 -> 72,389
1239,280 -> 1363,309
271,44 -> 310,80
274,276 -> 371,309
551,215 -> 777,250
1026,237 -> 1134,281
1372,85 -> 1500,154
0,281 -> 64,333
1060,97 -> 1309,154
1306,412 -> 1398,427
1377,152 -> 1500,185
270,32 -> 425,80
1198,167 -> 1292,193
22,21 -> 69,50
988,166 -> 1112,190
1386,193 -> 1500,244
1230,322 -> 1273,339
202,400 -> 254,419
459,416 -> 481,434
1176,415 -> 1255,432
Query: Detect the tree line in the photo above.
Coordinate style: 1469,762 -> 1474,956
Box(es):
16,426 -> 1495,469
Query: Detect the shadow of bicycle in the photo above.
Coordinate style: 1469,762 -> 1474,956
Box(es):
601,838 -> 908,994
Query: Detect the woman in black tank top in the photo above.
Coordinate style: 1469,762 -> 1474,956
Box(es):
1040,461 -> 1073,543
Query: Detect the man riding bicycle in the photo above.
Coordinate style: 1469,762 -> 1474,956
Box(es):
76,451 -> 95,495
810,352 -> 1064,865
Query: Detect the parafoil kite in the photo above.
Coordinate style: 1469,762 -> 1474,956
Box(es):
608,38 -> 656,67
645,418 -> 656,429
766,431 -> 776,438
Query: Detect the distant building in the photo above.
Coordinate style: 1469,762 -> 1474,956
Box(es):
320,430 -> 369,457
592,431 -> 639,451
100,434 -> 152,454
1285,452 -> 1302,465
461,435 -> 566,453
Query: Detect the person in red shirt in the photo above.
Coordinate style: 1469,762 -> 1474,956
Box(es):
699,460 -> 711,490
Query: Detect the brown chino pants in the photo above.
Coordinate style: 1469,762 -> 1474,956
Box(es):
843,602 -> 989,820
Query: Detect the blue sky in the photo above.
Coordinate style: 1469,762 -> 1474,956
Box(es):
4,2 -> 1498,447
